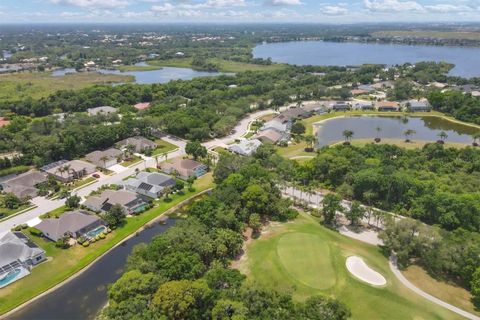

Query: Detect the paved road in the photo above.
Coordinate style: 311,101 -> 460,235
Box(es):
0,109 -> 273,233
283,185 -> 480,320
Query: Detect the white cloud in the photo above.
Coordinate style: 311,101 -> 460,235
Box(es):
265,0 -> 302,6
50,0 -> 130,9
363,0 -> 424,12
424,4 -> 470,13
322,5 -> 347,15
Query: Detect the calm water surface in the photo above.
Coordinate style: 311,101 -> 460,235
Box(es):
10,219 -> 176,320
253,41 -> 480,78
52,63 -> 227,84
316,115 -> 478,147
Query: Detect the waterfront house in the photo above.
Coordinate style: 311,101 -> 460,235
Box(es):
85,148 -> 123,169
116,136 -> 157,154
124,171 -> 175,198
330,102 -> 351,111
0,231 -> 46,288
41,160 -> 96,183
0,170 -> 47,199
352,101 -> 374,110
36,210 -> 104,242
377,101 -> 400,112
254,129 -> 285,144
84,189 -> 149,215
405,99 -> 431,112
228,139 -> 262,156
160,158 -> 207,180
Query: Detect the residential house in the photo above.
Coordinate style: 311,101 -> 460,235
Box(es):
352,101 -> 374,110
84,189 -> 149,214
134,102 -> 151,110
87,106 -> 117,116
124,171 -> 175,198
351,89 -> 369,96
279,107 -> 312,122
85,148 -> 123,169
0,231 -> 46,288
255,129 -> 285,144
41,160 -> 96,183
160,158 -> 207,180
357,84 -> 375,92
405,99 -> 431,112
372,81 -> 394,90
116,136 -> 157,153
260,119 -> 289,133
0,117 -> 10,127
36,210 -> 104,242
0,171 -> 47,199
228,139 -> 262,156
330,102 -> 351,111
377,101 -> 400,112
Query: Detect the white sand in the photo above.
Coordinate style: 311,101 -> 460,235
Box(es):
346,256 -> 387,286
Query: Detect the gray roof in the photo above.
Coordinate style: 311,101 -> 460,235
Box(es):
407,100 -> 430,108
43,160 -> 96,178
228,139 -> 262,156
260,119 -> 288,133
0,170 -> 47,199
136,171 -> 175,187
116,136 -> 157,153
0,231 -> 45,269
87,106 -> 117,116
84,189 -> 146,209
85,148 -> 123,165
36,211 -> 102,241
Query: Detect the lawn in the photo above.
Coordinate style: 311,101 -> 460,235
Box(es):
0,204 -> 34,221
239,212 -> 463,320
152,139 -> 178,156
147,58 -> 287,73
345,138 -> 470,150
0,173 -> 214,316
121,155 -> 143,167
0,72 -> 133,102
117,64 -> 163,72
68,176 -> 96,190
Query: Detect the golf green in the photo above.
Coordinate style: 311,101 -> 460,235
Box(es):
277,233 -> 336,289
241,213 -> 463,320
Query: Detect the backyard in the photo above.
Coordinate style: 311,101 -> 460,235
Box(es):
0,173 -> 214,316
238,212 -> 463,320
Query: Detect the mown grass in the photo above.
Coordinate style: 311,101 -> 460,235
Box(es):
152,139 -> 178,156
240,212 -> 463,320
147,58 -> 287,73
0,173 -> 214,316
0,72 -> 133,102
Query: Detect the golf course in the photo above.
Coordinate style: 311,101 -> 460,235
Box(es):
238,213 -> 463,320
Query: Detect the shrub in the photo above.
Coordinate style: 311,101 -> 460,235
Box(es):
82,241 -> 90,247
106,227 -> 112,233
29,228 -> 43,237
91,238 -> 96,243
95,235 -> 101,241
21,224 -> 28,229
99,233 -> 106,239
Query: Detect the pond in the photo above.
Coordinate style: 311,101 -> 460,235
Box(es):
9,219 -> 176,320
253,41 -> 480,78
315,115 -> 479,147
52,63 -> 228,84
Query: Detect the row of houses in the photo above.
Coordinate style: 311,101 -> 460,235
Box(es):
331,99 -> 431,112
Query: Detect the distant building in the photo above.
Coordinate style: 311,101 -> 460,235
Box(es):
85,148 -> 123,169
0,231 -> 46,288
84,61 -> 96,68
160,158 -> 207,180
351,89 -> 369,96
87,106 -> 117,116
352,101 -> 374,110
330,102 -> 351,111
278,107 -> 311,122
255,129 -> 285,144
0,171 -> 47,199
41,160 -> 96,183
228,139 -> 262,156
36,210 -> 104,242
405,99 -> 431,112
260,119 -> 288,133
116,136 -> 157,153
83,189 -> 149,214
357,84 -> 375,92
377,101 -> 400,112
0,117 -> 10,127
134,102 -> 151,110
124,171 -> 175,198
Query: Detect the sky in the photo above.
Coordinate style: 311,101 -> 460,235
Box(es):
0,0 -> 480,24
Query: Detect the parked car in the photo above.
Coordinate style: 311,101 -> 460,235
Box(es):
92,173 -> 100,178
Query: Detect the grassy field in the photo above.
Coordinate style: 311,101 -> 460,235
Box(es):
343,138 -> 470,150
117,64 -> 162,72
147,58 -> 287,73
238,212 -> 463,320
152,139 -> 178,156
121,155 -> 143,167
0,173 -> 214,316
403,265 -> 479,316
0,72 -> 134,102
372,30 -> 480,41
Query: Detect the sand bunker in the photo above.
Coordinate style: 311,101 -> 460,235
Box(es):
346,256 -> 386,286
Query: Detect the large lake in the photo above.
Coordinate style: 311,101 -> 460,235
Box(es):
52,63 -> 227,84
253,41 -> 480,78
316,115 -> 478,147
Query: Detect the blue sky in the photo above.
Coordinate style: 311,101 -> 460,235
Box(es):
1,0 -> 479,23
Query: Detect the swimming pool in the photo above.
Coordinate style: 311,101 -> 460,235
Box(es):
85,226 -> 106,239
0,269 -> 22,288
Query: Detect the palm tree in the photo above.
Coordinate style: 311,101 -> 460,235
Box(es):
437,131 -> 448,144
304,134 -> 316,151
403,129 -> 416,142
374,126 -> 382,143
342,130 -> 354,145
126,144 -> 136,160
56,166 -> 65,178
100,155 -> 109,170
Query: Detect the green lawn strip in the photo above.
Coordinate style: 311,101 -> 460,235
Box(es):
0,174 -> 214,316
120,155 -> 143,167
152,140 -> 178,156
348,138 -> 470,150
0,165 -> 31,177
147,58 -> 286,73
68,176 -> 96,190
242,213 -> 463,320
40,206 -> 68,219
0,204 -> 36,221
116,64 -> 163,72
